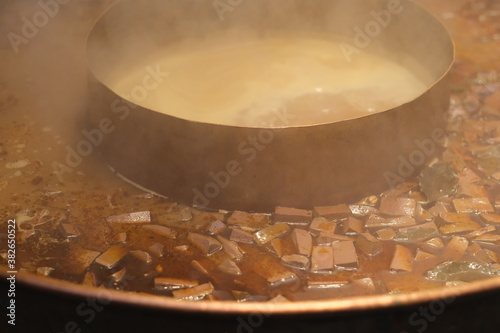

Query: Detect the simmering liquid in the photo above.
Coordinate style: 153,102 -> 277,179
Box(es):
112,37 -> 429,127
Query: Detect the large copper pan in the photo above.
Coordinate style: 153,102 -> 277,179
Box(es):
3,266 -> 500,332
86,0 -> 454,213
2,0 -> 500,332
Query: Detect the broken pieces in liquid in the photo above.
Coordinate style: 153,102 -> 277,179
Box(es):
111,36 -> 430,127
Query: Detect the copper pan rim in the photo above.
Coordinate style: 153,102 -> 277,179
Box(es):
4,268 -> 500,314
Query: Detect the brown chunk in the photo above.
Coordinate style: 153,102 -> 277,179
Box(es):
216,235 -> 245,260
114,232 -> 127,244
376,228 -> 396,240
172,282 -> 214,300
476,249 -> 498,263
439,221 -> 481,236
142,225 -> 177,239
467,243 -> 482,255
207,220 -> 226,235
316,232 -> 355,245
82,272 -> 98,287
274,206 -> 313,225
465,225 -> 496,239
148,243 -> 165,257
189,210 -> 223,227
187,233 -> 222,256
309,217 -> 336,234
342,216 -> 363,235
414,249 -> 435,260
333,241 -> 358,270
64,248 -> 101,275
458,168 -> 481,183
313,204 -> 351,220
291,228 -> 313,256
307,280 -> 348,289
365,214 -> 388,228
349,204 -> 378,216
415,206 -> 434,222
95,245 -> 128,269
356,233 -> 382,256
231,290 -> 252,301
107,211 -> 151,224
386,217 -> 416,228
352,278 -> 376,292
281,254 -> 310,270
458,169 -> 488,197
253,223 -> 290,245
408,191 -> 428,203
129,250 -> 152,264
174,245 -> 189,252
438,212 -> 476,225
474,234 -> 500,245
266,271 -> 298,287
252,257 -> 298,287
358,195 -> 379,206
227,211 -> 270,230
480,213 -> 500,225
218,259 -> 242,275
442,236 -> 469,261
365,214 -> 415,228
453,197 -> 494,213
269,238 -> 284,258
191,260 -> 210,276
154,277 -> 198,290
422,237 -> 445,253
390,245 -> 413,272
229,228 -> 254,244
311,246 -> 334,272
379,197 -> 416,217
428,202 -> 451,216
157,207 -> 193,226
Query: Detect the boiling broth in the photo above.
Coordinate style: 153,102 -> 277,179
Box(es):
111,37 -> 429,127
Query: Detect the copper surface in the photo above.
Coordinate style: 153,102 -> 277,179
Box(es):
86,0 -> 454,213
2,267 -> 500,315
1,0 -> 500,319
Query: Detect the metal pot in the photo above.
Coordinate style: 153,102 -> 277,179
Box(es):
86,0 -> 454,212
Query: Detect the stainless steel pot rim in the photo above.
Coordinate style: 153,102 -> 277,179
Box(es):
87,4 -> 456,131
85,0 -> 456,212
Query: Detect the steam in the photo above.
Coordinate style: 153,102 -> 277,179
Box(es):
2,0 -> 117,131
